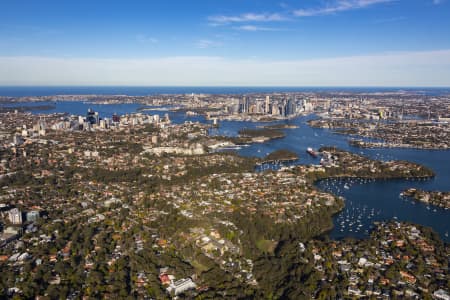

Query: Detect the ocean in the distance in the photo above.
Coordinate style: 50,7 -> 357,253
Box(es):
0,86 -> 450,97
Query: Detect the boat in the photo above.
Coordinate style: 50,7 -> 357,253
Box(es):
306,147 -> 318,158
344,184 -> 350,190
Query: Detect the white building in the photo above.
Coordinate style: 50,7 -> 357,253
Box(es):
26,211 -> 40,222
8,208 -> 22,225
434,289 -> 450,300
166,278 -> 196,296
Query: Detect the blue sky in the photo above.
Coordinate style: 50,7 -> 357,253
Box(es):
1,0 -> 450,86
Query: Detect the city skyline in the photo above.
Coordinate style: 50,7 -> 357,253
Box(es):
1,0 -> 450,86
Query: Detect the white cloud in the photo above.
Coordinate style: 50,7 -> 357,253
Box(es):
208,13 -> 286,25
195,39 -> 222,49
294,0 -> 395,17
234,25 -> 279,31
1,50 -> 450,86
208,0 -> 395,30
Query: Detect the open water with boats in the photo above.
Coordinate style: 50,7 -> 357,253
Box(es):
1,87 -> 449,242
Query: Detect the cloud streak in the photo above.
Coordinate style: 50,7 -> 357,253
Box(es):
233,25 -> 280,32
195,39 -> 222,49
208,0 -> 396,29
208,13 -> 286,25
1,50 -> 449,86
294,0 -> 395,17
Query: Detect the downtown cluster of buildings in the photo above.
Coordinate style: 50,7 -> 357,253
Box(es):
50,109 -> 170,132
222,95 -> 314,118
4,109 -> 172,152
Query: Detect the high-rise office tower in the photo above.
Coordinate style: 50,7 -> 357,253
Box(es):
286,98 -> 296,116
265,96 -> 270,114
244,96 -> 250,113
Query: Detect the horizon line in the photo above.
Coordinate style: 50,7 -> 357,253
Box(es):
1,85 -> 449,88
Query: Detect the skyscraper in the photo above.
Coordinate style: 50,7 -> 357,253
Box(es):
86,109 -> 99,125
244,96 -> 250,113
286,98 -> 296,116
265,96 -> 270,114
239,96 -> 250,114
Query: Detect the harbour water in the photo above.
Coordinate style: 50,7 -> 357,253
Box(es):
3,99 -> 449,242
212,116 -> 450,242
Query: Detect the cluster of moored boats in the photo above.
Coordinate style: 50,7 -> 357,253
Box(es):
320,178 -> 382,234
335,201 -> 381,234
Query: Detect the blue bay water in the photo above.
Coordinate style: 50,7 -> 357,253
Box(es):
212,116 -> 450,242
